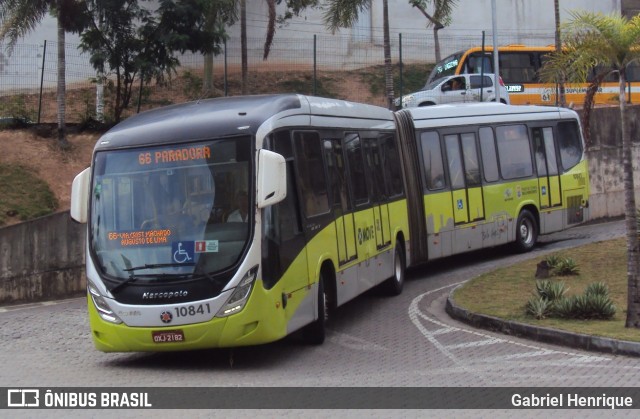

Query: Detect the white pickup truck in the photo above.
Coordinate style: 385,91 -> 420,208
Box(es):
396,73 -> 510,108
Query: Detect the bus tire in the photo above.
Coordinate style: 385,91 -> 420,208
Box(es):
419,102 -> 435,107
515,209 -> 538,253
302,273 -> 327,345
380,244 -> 405,296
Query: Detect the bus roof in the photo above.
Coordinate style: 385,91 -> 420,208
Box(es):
404,103 -> 578,128
95,94 -> 392,150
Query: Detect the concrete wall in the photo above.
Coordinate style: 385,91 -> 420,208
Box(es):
0,211 -> 85,305
0,104 -> 638,306
580,105 -> 640,220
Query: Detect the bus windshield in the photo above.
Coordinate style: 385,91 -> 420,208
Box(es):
427,51 -> 464,84
89,137 -> 251,281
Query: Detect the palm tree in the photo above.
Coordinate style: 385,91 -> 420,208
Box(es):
553,0 -> 566,107
323,0 -> 395,109
409,0 -> 458,63
0,0 -> 82,148
542,11 -> 640,328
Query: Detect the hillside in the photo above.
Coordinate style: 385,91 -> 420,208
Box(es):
0,128 -> 98,226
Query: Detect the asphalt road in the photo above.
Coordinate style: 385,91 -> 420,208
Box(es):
1,219 -> 638,415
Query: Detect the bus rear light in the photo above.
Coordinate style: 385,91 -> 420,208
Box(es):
88,281 -> 123,324
216,265 -> 259,317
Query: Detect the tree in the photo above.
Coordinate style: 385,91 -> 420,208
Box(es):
263,0 -> 319,60
201,0 -> 236,94
323,0 -> 395,109
0,0 -> 86,148
409,0 -> 457,63
80,0 -> 224,122
541,11 -> 640,328
553,0 -> 566,107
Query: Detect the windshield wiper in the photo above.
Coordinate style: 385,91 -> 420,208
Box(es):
109,263 -> 195,293
124,262 -> 195,272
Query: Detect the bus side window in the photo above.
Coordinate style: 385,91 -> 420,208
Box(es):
496,124 -> 533,179
345,133 -> 369,206
294,131 -> 330,217
445,134 -> 465,189
479,127 -> 499,182
363,138 -> 386,203
380,134 -> 404,197
461,133 -> 481,186
420,131 -> 446,190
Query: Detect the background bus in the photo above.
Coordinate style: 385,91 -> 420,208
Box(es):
394,103 -> 589,265
427,45 -> 640,106
70,94 -> 409,352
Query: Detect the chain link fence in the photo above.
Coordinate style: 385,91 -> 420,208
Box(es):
0,31 -> 554,125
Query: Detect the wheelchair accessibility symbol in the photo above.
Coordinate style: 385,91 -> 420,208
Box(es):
172,241 -> 194,263
457,199 -> 464,210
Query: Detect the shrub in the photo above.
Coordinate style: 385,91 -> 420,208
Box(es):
584,281 -> 609,298
552,295 -> 578,318
544,254 -> 562,268
553,257 -> 580,276
549,290 -> 616,320
526,296 -> 551,319
535,279 -> 567,302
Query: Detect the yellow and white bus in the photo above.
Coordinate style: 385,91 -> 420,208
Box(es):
70,94 -> 409,351
70,96 -> 589,352
427,45 -> 640,106
395,103 -> 589,265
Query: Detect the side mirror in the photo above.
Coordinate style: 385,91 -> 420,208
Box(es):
257,149 -> 287,209
70,167 -> 90,223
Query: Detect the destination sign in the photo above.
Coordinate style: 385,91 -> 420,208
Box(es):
138,145 -> 211,165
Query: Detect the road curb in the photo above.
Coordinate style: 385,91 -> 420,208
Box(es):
445,284 -> 640,358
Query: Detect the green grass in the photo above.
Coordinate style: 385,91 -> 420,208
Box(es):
0,163 -> 58,226
452,238 -> 640,342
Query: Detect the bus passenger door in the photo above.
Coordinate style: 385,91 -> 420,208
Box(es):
445,133 -> 485,253
533,127 -> 562,232
533,127 -> 562,207
325,139 -> 357,265
363,138 -> 391,250
445,133 -> 485,225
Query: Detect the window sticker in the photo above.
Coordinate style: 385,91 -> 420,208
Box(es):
195,240 -> 219,253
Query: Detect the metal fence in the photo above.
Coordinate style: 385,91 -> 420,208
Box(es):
0,31 -> 554,124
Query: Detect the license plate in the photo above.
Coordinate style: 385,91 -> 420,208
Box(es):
152,330 -> 185,343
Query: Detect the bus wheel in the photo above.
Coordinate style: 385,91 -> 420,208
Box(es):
381,244 -> 405,296
302,273 -> 327,345
515,209 -> 538,253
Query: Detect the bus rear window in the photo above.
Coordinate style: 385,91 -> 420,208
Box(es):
557,121 -> 582,171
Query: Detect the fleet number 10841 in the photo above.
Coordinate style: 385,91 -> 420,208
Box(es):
175,303 -> 211,318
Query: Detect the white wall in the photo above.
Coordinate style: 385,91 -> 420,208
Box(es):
8,0 -> 622,46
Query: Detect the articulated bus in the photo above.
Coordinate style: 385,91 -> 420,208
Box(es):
70,95 -> 409,351
70,95 -> 589,352
427,45 -> 640,106
394,103 -> 589,266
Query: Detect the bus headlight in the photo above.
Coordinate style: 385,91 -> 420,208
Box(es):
88,281 -> 122,324
216,265 -> 259,317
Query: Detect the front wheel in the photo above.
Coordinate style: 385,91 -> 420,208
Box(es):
514,209 -> 538,253
380,244 -> 406,296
